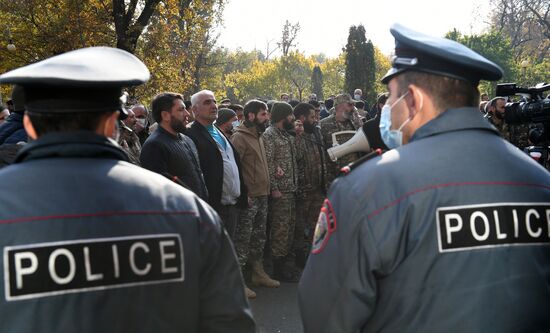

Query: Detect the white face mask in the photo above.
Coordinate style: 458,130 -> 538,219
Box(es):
231,120 -> 241,128
136,118 -> 147,128
354,94 -> 362,100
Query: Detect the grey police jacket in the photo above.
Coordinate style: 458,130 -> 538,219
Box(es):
299,107 -> 550,333
0,132 -> 255,333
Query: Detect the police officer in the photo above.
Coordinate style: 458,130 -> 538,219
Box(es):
298,24 -> 550,333
0,47 -> 255,333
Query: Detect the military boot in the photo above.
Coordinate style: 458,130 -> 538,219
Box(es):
244,285 -> 256,299
251,261 -> 280,288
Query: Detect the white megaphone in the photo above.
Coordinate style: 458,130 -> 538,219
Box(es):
327,127 -> 371,161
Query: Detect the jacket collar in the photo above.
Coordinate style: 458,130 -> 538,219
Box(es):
191,120 -> 219,145
410,107 -> 499,143
15,131 -> 129,163
234,123 -> 259,138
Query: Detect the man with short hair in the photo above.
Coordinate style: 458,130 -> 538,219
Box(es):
319,93 -> 362,185
280,93 -> 290,102
293,102 -> 326,267
131,104 -> 150,145
486,97 -> 530,150
228,104 -> 245,123
231,100 -> 280,298
0,47 -> 255,332
262,102 -> 299,281
486,97 -> 509,138
118,108 -> 141,165
187,90 -> 247,237
299,23 -> 550,333
140,92 -> 208,200
308,100 -> 321,124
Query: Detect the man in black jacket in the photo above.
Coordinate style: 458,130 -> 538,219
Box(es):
186,90 -> 247,238
140,92 -> 208,200
0,47 -> 255,333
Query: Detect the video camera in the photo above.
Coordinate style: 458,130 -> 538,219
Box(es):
496,82 -> 550,169
495,82 -> 550,124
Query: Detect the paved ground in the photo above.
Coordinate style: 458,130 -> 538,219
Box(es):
249,282 -> 304,333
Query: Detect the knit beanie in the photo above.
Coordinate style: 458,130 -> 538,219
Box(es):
216,108 -> 237,125
270,102 -> 293,123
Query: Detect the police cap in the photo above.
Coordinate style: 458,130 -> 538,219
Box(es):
381,24 -> 503,85
0,47 -> 150,117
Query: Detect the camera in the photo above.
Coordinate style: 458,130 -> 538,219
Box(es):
495,82 -> 550,124
495,82 -> 550,169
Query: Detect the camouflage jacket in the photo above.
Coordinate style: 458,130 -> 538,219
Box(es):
488,116 -> 530,150
118,124 -> 142,166
509,123 -> 531,150
262,126 -> 298,193
295,130 -> 326,193
488,114 -> 509,138
319,115 -> 361,184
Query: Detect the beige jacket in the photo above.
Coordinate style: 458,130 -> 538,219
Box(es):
231,124 -> 270,197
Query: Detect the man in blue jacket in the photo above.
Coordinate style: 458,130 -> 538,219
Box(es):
299,24 -> 550,333
0,85 -> 27,144
0,47 -> 255,333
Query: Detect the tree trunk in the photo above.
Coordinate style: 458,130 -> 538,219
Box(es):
112,0 -> 160,54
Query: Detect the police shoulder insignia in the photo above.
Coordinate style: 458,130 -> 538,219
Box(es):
311,198 -> 337,254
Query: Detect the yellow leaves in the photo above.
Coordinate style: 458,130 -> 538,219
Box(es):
373,46 -> 391,94
320,53 -> 346,97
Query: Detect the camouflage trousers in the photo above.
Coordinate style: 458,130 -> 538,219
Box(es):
269,192 -> 296,259
294,189 -> 325,254
233,196 -> 268,268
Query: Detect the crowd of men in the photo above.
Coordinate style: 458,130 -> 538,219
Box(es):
113,89 -> 387,298
0,82 -> 545,301
0,22 -> 548,333
0,78 -> 392,300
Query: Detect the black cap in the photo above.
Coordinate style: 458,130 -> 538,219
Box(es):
381,24 -> 503,85
0,47 -> 150,119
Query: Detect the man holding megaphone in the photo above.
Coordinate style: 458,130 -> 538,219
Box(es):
319,93 -> 363,185
327,109 -> 389,163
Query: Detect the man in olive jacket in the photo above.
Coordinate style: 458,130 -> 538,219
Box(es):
231,100 -> 280,298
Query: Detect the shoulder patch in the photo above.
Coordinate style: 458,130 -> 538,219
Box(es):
311,199 -> 337,254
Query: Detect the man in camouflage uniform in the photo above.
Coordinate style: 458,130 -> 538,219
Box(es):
486,96 -> 532,150
293,102 -> 327,267
262,102 -> 299,282
118,108 -> 142,165
231,100 -> 280,299
320,93 -> 362,186
486,97 -> 511,140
